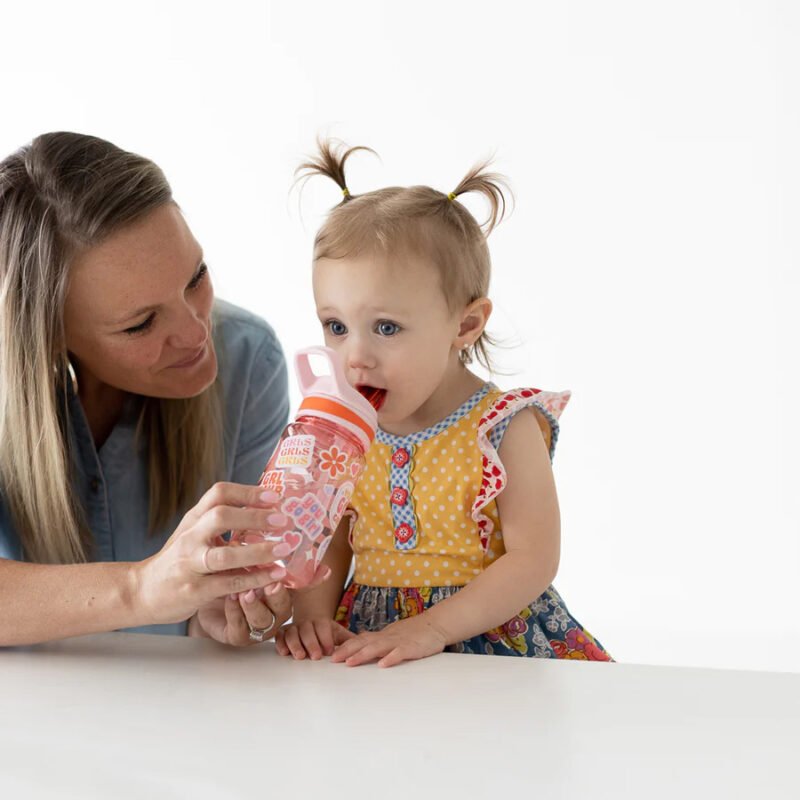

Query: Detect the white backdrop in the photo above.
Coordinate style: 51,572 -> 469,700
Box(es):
1,0 -> 797,672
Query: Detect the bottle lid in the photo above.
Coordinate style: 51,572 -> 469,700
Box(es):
294,346 -> 377,452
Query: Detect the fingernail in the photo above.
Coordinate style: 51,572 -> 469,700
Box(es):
267,512 -> 288,527
259,490 -> 279,503
268,566 -> 287,580
266,582 -> 282,596
243,590 -> 256,603
273,543 -> 292,558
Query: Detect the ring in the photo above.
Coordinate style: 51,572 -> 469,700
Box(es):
248,608 -> 277,643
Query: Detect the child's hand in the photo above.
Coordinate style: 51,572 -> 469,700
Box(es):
330,615 -> 449,668
274,618 -> 355,660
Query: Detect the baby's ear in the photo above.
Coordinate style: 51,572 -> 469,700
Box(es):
456,297 -> 492,347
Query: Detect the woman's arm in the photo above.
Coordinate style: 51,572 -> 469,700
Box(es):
0,559 -> 145,645
332,409 -> 560,666
0,483 -> 290,647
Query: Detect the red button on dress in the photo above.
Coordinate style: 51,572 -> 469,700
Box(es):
390,487 -> 408,505
394,523 -> 414,544
391,448 -> 410,468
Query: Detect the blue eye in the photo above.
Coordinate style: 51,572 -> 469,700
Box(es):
376,321 -> 400,336
326,320 -> 347,336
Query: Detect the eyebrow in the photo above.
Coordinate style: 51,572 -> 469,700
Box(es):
111,255 -> 205,326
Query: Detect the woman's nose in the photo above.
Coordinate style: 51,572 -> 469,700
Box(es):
169,305 -> 208,349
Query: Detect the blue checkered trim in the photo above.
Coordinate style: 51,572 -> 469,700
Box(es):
390,445 -> 417,550
488,417 -> 510,450
377,383 -> 495,552
375,383 -> 494,447
483,396 -> 561,463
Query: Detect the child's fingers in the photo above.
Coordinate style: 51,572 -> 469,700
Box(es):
274,627 -> 290,657
378,647 -> 407,669
298,621 -> 324,660
332,623 -> 356,647
282,625 -> 308,660
331,635 -> 387,667
344,641 -> 387,667
315,621 -> 336,655
330,636 -> 364,663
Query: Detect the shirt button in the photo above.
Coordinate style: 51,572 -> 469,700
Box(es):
394,523 -> 414,544
391,448 -> 410,468
391,487 -> 408,505
89,477 -> 100,493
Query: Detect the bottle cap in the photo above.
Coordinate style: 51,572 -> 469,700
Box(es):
294,346 -> 377,452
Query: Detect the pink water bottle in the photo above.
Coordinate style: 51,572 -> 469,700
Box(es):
230,346 -> 377,588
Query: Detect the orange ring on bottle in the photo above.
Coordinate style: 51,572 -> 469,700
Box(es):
298,397 -> 375,442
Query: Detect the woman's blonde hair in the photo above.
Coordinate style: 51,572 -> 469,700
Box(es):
0,132 -> 223,564
297,139 -> 511,370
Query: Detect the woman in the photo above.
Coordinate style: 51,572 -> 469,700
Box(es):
0,131 -> 316,646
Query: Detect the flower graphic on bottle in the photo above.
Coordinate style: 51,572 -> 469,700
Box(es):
319,445 -> 348,479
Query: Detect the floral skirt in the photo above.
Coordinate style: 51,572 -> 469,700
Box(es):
335,582 -> 613,661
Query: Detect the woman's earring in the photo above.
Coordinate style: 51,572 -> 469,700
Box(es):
66,358 -> 78,394
53,354 -> 79,394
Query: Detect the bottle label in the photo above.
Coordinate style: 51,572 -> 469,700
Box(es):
260,470 -> 285,495
275,434 -> 315,468
282,492 -> 326,539
330,481 -> 354,528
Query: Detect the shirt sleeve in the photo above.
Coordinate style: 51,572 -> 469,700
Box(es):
229,330 -> 290,486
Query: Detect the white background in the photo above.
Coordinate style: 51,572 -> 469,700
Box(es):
1,1 -> 797,672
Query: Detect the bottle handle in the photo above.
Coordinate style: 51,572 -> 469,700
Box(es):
294,346 -> 351,399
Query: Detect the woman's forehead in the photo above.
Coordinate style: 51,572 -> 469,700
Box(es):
66,205 -> 202,324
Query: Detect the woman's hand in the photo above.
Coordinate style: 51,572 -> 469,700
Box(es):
330,615 -> 449,668
132,482 -> 291,627
189,584 -> 292,645
275,617 -> 356,660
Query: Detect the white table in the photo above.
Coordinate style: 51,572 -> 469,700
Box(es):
1,632 -> 797,799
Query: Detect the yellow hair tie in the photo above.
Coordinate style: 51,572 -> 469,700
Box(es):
342,188 -> 350,197
447,192 -> 456,201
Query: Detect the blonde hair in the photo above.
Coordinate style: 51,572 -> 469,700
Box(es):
296,139 -> 511,370
0,132 -> 223,564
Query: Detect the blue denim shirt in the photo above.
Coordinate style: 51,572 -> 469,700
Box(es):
0,300 -> 289,635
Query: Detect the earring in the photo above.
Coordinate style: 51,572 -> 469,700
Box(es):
67,358 -> 78,394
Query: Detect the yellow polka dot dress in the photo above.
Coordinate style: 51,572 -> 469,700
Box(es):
335,384 -> 612,660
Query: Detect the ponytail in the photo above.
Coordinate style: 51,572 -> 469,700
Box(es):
295,138 -> 377,203
446,158 -> 512,235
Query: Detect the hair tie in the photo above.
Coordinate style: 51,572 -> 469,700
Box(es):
447,192 -> 456,201
342,188 -> 350,197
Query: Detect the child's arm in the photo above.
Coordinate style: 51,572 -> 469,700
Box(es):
332,408 -> 560,667
274,515 -> 356,659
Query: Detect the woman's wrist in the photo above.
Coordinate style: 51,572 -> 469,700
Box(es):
125,559 -> 157,628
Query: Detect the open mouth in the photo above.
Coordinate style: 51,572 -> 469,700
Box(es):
357,385 -> 387,411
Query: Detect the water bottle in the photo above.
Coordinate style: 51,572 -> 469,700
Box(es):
230,346 -> 377,588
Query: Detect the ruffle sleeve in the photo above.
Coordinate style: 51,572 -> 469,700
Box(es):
470,388 -> 571,552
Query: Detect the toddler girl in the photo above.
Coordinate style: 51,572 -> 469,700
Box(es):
275,140 -> 612,667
